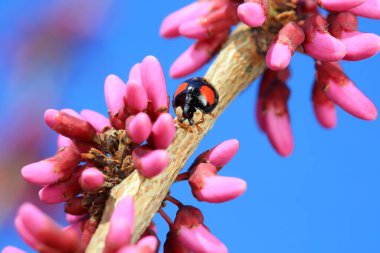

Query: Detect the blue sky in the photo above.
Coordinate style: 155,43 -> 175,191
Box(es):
1,1 -> 380,252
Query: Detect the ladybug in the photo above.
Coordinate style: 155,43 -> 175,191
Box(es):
173,77 -> 219,126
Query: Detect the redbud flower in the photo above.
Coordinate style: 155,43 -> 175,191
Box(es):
315,61 -> 377,120
171,205 -> 227,253
160,0 -> 240,78
10,56 -> 175,252
161,0 -> 379,156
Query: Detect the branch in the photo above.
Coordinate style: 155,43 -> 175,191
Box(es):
86,23 -> 269,252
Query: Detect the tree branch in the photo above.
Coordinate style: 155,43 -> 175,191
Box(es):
86,23 -> 269,252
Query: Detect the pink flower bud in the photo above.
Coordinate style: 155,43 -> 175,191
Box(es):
170,31 -> 228,78
125,79 -> 148,114
14,217 -> 40,249
263,103 -> 294,157
1,246 -> 26,253
318,0 -> 364,11
104,74 -> 126,118
132,147 -> 169,178
128,63 -> 142,83
22,147 -> 81,185
316,62 -> 377,120
151,113 -> 176,149
141,56 -> 169,113
80,109 -> 111,133
349,0 -> 380,19
329,13 -> 380,61
44,109 -> 97,142
205,139 -> 239,168
79,167 -> 104,192
105,196 -> 135,253
57,134 -> 72,148
125,113 -> 152,144
117,236 -> 158,253
189,163 -> 247,203
259,78 -> 294,157
312,80 -> 337,128
266,22 -> 305,70
238,0 -> 268,27
39,166 -> 84,204
160,1 -> 212,38
173,206 -> 227,253
179,19 -> 209,39
16,203 -> 79,252
177,225 -> 228,253
303,15 -> 346,61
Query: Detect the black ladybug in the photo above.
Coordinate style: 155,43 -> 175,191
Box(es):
172,77 -> 219,126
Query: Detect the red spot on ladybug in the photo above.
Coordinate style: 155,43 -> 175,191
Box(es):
174,82 -> 188,97
200,85 -> 216,105
172,77 -> 219,126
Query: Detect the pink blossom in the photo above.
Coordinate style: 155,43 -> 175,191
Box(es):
303,15 -> 347,61
329,12 -> 380,61
11,56 -> 176,252
171,205 -> 227,253
161,0 -> 239,78
105,196 -> 135,253
238,0 -> 268,27
315,61 -> 377,120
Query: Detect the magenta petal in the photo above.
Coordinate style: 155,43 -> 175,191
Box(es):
14,217 -> 39,249
21,161 -> 60,185
304,31 -> 346,61
341,31 -> 380,61
125,113 -> 152,144
141,56 -> 168,112
237,3 -> 266,27
17,203 -> 79,252
319,0 -> 364,11
80,109 -> 111,133
128,63 -> 142,83
57,134 -> 72,148
206,139 -> 240,168
136,236 -> 158,251
79,167 -> 104,192
160,2 -> 211,38
151,113 -> 176,149
194,175 -> 247,203
104,74 -> 126,116
349,0 -> 380,19
178,225 -> 228,253
325,80 -> 378,120
170,44 -> 211,78
105,196 -> 135,253
266,43 -> 292,71
44,109 -> 59,129
313,102 -> 337,129
179,19 -> 209,39
1,246 -> 26,253
125,80 -> 148,114
132,148 -> 169,178
263,107 -> 294,157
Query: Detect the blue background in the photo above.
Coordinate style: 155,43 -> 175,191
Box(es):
0,1 -> 379,252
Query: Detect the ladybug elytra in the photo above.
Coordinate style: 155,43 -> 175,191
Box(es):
172,77 -> 219,126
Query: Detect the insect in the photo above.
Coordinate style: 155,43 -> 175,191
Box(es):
172,77 -> 219,126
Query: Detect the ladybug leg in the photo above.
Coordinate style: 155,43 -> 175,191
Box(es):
193,113 -> 205,132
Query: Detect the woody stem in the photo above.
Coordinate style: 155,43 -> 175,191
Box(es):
85,23 -> 269,252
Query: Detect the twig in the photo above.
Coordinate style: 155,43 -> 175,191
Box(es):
85,23 -> 269,252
